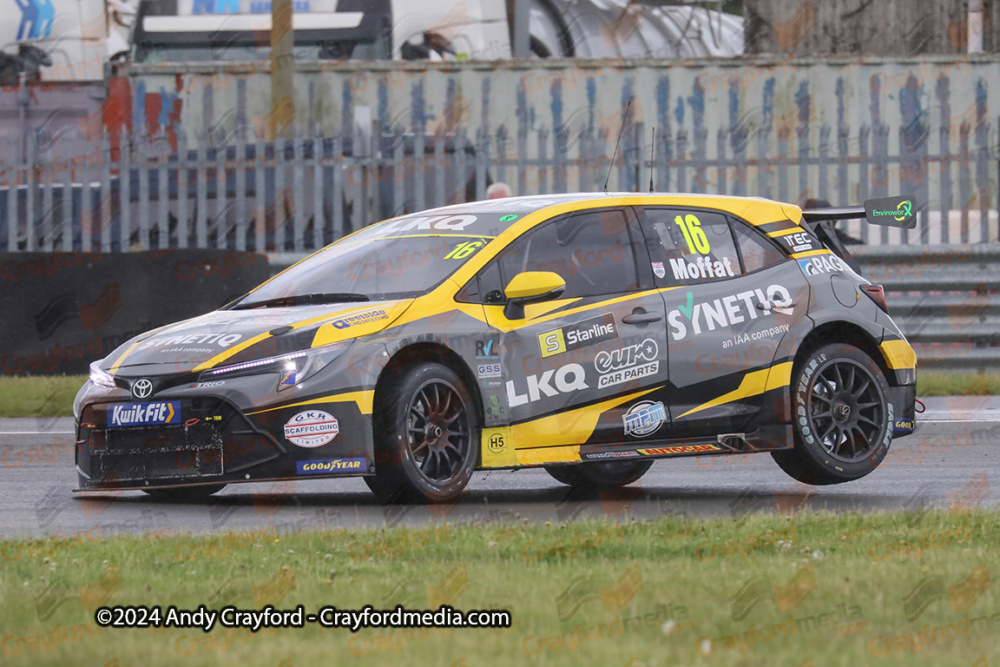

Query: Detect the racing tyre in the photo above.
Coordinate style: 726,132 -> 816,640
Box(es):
142,484 -> 226,501
772,343 -> 893,485
544,460 -> 652,490
366,363 -> 479,503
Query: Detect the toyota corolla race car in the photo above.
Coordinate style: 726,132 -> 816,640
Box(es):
74,193 -> 918,502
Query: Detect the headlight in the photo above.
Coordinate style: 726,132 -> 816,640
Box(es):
199,340 -> 351,390
89,361 -> 116,388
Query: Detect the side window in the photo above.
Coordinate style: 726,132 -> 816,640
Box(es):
640,208 -> 742,287
455,253 -> 511,304
731,220 -> 786,273
492,209 -> 639,299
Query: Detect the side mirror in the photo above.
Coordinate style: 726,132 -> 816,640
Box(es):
502,271 -> 566,320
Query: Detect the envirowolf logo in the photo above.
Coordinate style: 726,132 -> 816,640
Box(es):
15,0 -> 55,40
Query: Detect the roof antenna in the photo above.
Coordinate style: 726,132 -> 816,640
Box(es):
603,97 -> 633,194
648,126 -> 656,193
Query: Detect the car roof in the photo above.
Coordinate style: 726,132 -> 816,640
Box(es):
424,192 -> 803,227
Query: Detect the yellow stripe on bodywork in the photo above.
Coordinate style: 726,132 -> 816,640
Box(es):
880,339 -> 916,370
246,390 -> 375,416
677,362 -> 792,419
790,249 -> 831,259
511,387 -> 660,465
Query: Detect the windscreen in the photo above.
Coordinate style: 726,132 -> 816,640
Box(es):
240,210 -> 522,303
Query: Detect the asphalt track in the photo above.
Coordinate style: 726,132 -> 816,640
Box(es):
0,397 -> 997,539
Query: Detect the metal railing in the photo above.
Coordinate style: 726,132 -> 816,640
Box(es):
2,114 -> 999,254
853,244 -> 1000,372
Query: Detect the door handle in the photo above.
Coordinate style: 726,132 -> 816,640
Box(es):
622,311 -> 663,325
757,301 -> 796,310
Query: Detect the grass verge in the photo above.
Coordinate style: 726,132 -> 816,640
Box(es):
1,372 -> 999,419
1,509 -> 995,666
0,376 -> 86,418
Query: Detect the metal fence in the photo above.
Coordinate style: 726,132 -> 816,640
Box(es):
2,113 -> 1000,255
853,244 -> 1000,372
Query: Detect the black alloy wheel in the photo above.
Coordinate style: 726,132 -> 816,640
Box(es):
772,343 -> 893,485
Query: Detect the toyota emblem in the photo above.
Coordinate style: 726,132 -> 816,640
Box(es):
132,378 -> 154,400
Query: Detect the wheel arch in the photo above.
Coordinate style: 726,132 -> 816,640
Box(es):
793,319 -> 893,382
375,342 -> 485,428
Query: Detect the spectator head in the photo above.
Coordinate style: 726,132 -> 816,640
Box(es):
486,182 -> 512,199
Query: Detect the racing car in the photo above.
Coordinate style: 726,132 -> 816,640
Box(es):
74,193 -> 918,502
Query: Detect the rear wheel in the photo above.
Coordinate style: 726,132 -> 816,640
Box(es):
772,343 -> 893,485
366,363 -> 478,503
544,460 -> 652,490
142,484 -> 226,501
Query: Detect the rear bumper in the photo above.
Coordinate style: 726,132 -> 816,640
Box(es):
889,384 -> 916,437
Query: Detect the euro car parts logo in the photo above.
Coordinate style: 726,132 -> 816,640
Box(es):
730,564 -> 818,621
506,364 -> 588,407
594,338 -> 659,388
538,314 -> 618,358
284,410 -> 339,447
901,564 -> 991,621
622,400 -> 666,438
667,285 -> 794,342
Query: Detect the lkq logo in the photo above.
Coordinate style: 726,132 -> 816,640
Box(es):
622,400 -> 667,438
798,255 -> 846,276
537,314 -> 617,358
506,364 -> 588,407
594,339 -> 659,388
667,285 -> 794,342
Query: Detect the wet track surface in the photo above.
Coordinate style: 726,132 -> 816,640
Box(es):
1,397 -> 997,539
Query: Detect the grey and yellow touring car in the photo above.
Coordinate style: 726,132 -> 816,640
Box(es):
74,193 -> 918,502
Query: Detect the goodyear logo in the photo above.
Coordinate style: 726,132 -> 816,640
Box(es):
297,458 -> 367,475
108,401 -> 181,428
638,444 -> 719,455
538,314 -> 617,358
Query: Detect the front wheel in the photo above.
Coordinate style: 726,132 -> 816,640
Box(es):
544,460 -> 652,490
366,363 -> 479,503
772,343 -> 893,485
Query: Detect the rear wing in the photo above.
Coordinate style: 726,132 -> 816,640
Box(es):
801,197 -> 916,228
800,196 -> 915,271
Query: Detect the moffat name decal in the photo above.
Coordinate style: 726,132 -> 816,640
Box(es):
667,285 -> 793,342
